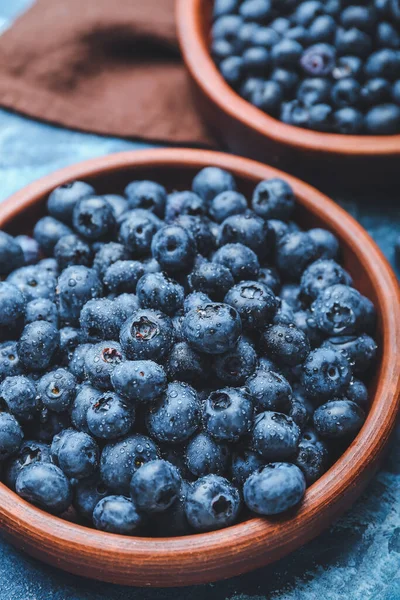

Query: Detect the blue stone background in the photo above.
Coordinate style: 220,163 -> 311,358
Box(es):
0,2 -> 399,599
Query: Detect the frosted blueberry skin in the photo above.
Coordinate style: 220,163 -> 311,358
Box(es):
251,411 -> 301,461
182,302 -> 242,355
93,495 -> 144,535
15,462 -> 72,515
111,360 -> 167,404
243,462 -> 306,515
184,474 -> 241,532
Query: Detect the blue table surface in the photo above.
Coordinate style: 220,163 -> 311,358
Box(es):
0,2 -> 400,600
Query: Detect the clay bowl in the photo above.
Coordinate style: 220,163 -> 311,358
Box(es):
176,0 -> 400,186
0,148 -> 399,587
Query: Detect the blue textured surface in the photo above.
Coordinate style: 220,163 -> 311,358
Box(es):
0,2 -> 400,600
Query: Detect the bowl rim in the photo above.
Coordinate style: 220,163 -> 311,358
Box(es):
176,0 -> 400,157
0,147 -> 399,585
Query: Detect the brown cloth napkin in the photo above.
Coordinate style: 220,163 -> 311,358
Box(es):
0,0 -> 215,146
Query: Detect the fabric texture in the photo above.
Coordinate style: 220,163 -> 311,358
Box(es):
0,0 -> 214,145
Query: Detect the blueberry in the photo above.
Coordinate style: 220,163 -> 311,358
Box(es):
360,78 -> 391,108
87,391 -> 134,440
294,428 -> 328,485
261,324 -> 310,367
293,309 -> 323,348
220,56 -> 244,87
151,225 -> 196,274
18,321 -> 59,372
252,178 -> 295,221
182,302 -> 241,355
204,387 -> 254,442
251,411 -> 300,460
57,265 -> 102,324
93,495 -> 143,535
242,46 -> 270,77
0,232 -> 26,276
124,180 -> 167,217
301,347 -> 352,403
209,191 -> 248,224
286,25 -> 310,45
270,18 -> 290,35
84,341 -> 125,390
346,378 -> 369,409
69,343 -> 92,381
0,282 -> 25,331
311,284 -> 370,335
212,243 -> 260,281
341,5 -> 376,32
0,411 -> 23,460
188,261 -> 235,301
16,462 -> 71,514
80,298 -> 123,341
192,167 -> 236,205
103,260 -> 145,295
0,342 -> 22,382
214,0 -> 239,18
149,481 -> 191,536
271,68 -> 299,93
175,216 -> 216,257
57,430 -> 99,479
314,399 -> 365,439
93,242 -> 130,276
254,26 -> 280,48
33,217 -> 72,256
184,475 -> 241,532
251,80 -> 284,115
225,281 -> 277,332
365,103 -> 400,134
246,369 -> 292,412
280,283 -> 303,311
300,43 -> 336,76
186,432 -> 230,477
130,459 -> 182,513
309,15 -> 336,43
47,181 -> 95,224
73,476 -> 109,520
184,291 -> 212,313
377,21 -> 400,48
364,49 -> 400,80
120,309 -> 173,361
332,55 -> 363,80
281,100 -> 311,128
165,191 -> 206,223
7,265 -> 57,303
5,440 -> 51,491
136,272 -> 184,315
70,384 -> 102,433
165,342 -> 207,385
25,298 -> 59,327
100,434 -> 159,494
231,447 -> 265,486
243,462 -> 305,515
103,194 -> 128,220
37,368 -> 75,413
293,1 -> 324,26
335,27 -> 372,58
72,196 -> 115,241
276,232 -> 319,281
271,39 -> 303,70
297,79 -> 331,107
239,0 -> 274,23
331,78 -> 362,107
146,382 -> 200,444
308,228 -> 339,259
112,359 -> 167,403
118,209 -> 160,257
321,333 -> 377,375
213,338 -> 257,385
112,293 -> 140,322
0,375 -> 39,421
300,259 -> 352,302
54,234 -> 92,270
258,266 -> 281,294
15,235 -> 40,266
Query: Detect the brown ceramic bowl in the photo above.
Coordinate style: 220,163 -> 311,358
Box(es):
176,0 -> 400,185
0,148 -> 399,587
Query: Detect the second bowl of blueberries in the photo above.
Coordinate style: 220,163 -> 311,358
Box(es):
177,0 -> 400,183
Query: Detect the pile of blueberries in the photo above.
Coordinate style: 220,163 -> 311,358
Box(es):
0,167 -> 377,536
212,0 -> 400,134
